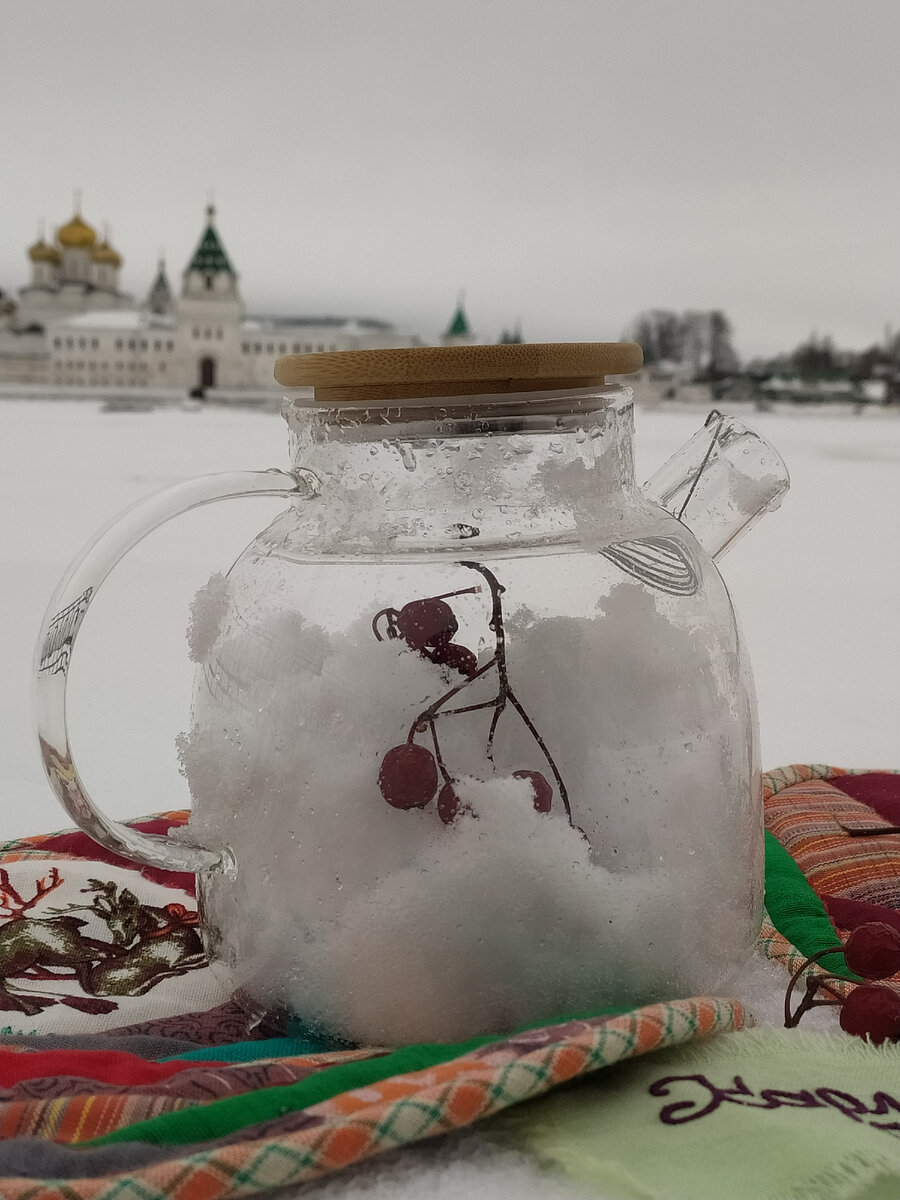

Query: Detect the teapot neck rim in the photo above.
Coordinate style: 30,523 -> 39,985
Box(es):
283,383 -> 631,433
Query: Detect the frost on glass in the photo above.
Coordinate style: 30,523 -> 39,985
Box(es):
172,388 -> 775,1045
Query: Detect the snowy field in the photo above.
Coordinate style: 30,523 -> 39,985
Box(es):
0,395 -> 897,1197
1,396 -> 897,843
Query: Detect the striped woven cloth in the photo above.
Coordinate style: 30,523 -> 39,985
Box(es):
764,764 -> 900,912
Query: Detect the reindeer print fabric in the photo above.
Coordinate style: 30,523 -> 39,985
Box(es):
0,856 -> 227,1032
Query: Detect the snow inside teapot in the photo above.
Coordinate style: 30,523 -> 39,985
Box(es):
35,343 -> 790,1044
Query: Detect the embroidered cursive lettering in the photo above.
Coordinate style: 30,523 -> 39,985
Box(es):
650,1073 -> 900,1138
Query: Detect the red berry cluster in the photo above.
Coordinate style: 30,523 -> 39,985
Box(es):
377,744 -> 552,825
373,594 -> 478,679
785,921 -> 900,1044
373,563 -> 571,827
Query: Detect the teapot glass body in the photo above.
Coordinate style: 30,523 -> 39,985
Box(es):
177,385 -> 762,1044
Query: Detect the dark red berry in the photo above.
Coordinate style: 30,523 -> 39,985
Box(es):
843,922 -> 900,981
429,641 -> 478,678
378,743 -> 438,810
513,769 -> 553,813
839,985 -> 900,1044
396,599 -> 457,651
437,781 -> 475,825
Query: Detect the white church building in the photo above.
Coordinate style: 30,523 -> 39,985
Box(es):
0,203 -> 439,393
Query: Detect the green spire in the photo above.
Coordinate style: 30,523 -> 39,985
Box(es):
186,204 -> 235,276
444,291 -> 471,339
446,307 -> 469,337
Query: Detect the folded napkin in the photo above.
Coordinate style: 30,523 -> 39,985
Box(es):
492,1028 -> 900,1200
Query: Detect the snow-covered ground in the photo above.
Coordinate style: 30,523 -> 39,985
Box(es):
0,395 -> 896,1197
2,396 -> 896,842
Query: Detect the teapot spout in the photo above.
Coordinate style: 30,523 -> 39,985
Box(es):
643,411 -> 789,560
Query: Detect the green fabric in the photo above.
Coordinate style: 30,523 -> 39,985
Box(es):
493,1029 -> 900,1200
764,830 -> 860,981
92,1035 -> 492,1146
161,1035 -> 345,1063
88,1004 -> 631,1148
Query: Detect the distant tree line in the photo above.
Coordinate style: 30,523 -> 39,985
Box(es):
627,309 -> 739,381
628,309 -> 900,398
747,332 -> 900,386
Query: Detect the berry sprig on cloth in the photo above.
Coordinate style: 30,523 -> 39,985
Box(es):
785,921 -> 900,1042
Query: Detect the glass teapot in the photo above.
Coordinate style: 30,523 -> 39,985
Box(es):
35,344 -> 790,1045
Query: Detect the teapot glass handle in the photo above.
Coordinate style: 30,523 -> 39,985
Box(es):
33,468 -> 315,878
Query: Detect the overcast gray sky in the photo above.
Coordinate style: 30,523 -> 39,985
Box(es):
3,1 -> 899,357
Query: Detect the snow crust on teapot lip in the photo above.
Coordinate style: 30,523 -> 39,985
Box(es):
282,384 -> 633,433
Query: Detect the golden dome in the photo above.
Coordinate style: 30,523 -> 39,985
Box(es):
28,238 -> 61,265
57,213 -> 97,248
92,239 -> 122,267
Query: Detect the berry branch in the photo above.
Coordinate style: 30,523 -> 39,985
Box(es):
459,561 -> 571,820
783,921 -> 900,1043
427,717 -> 452,788
376,561 -> 571,825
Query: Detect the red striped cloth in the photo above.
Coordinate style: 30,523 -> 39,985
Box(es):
0,1049 -> 228,1086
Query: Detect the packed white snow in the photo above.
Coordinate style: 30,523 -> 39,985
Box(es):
178,542 -> 759,1044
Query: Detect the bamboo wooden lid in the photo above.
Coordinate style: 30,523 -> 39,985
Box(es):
274,342 -> 643,406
